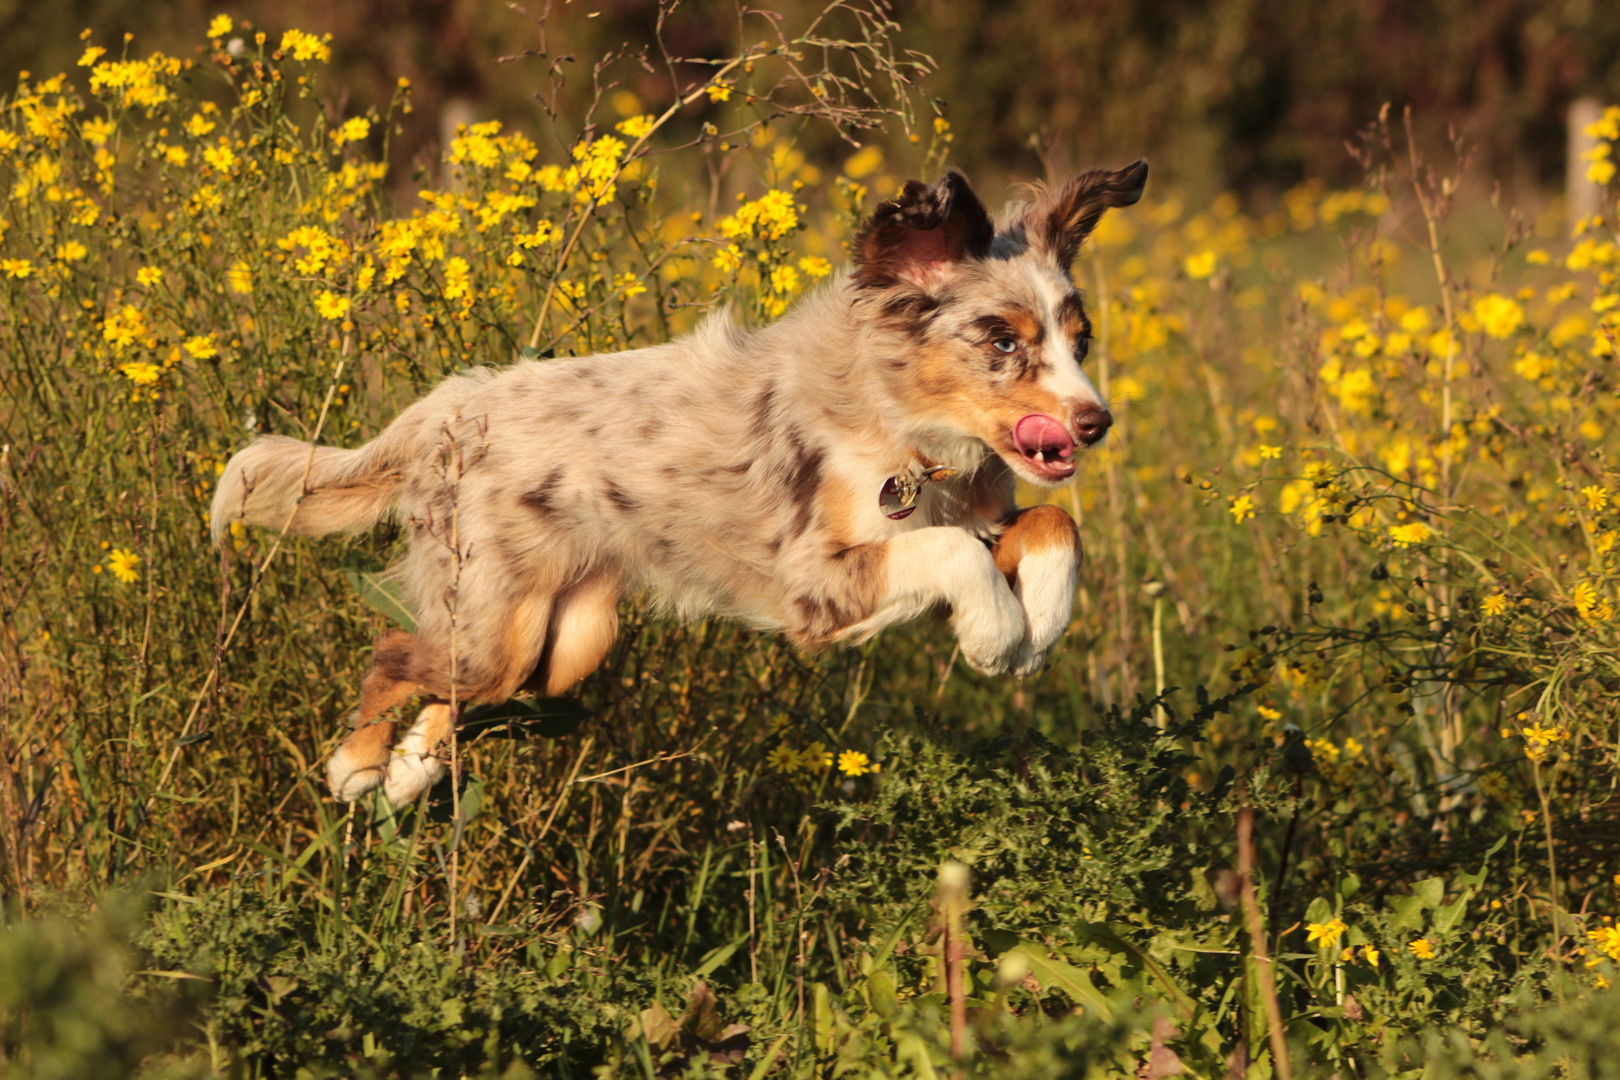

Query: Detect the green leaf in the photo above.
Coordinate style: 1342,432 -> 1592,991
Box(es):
1339,872 -> 1361,899
866,968 -> 898,1020
344,565 -> 416,632
1387,894 -> 1427,932
982,931 -> 1113,1020
460,697 -> 591,740
1413,877 -> 1445,909
694,932 -> 749,978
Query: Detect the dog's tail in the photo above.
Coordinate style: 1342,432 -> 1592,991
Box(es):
210,431 -> 410,545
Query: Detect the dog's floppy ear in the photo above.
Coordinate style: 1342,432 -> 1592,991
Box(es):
1033,160 -> 1149,269
852,170 -> 994,290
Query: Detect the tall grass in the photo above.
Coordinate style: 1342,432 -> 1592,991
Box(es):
1,4 -> 1619,1076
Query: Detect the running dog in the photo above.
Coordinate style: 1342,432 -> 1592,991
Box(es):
212,160 -> 1148,806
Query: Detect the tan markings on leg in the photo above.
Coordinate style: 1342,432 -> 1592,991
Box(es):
327,718 -> 397,801
537,571 -> 622,695
356,628 -> 420,723
993,504 -> 1081,585
485,590 -> 556,702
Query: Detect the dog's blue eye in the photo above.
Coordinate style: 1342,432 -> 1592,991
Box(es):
993,338 -> 1017,354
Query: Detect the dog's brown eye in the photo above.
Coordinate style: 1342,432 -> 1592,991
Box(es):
993,338 -> 1018,354
1075,337 -> 1091,362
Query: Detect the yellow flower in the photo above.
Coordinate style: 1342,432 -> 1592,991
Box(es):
81,117 -> 114,146
332,117 -> 371,146
844,145 -> 883,178
226,260 -> 253,295
118,362 -> 162,385
107,548 -> 140,584
207,15 -> 233,39
612,271 -> 646,300
1363,946 -> 1380,968
442,257 -> 472,301
184,113 -> 215,139
717,190 -> 799,241
770,264 -> 800,294
163,145 -> 189,167
1305,918 -> 1348,950
1582,485 -> 1609,512
184,335 -> 218,360
1388,522 -> 1432,548
837,750 -> 871,777
280,29 -> 332,63
615,114 -> 655,140
1229,494 -> 1255,523
1480,594 -> 1508,617
767,744 -> 800,774
1589,926 -> 1620,963
1472,294 -> 1524,339
798,255 -> 832,279
801,741 -> 831,773
1184,250 -> 1217,279
706,82 -> 732,103
55,240 -> 87,262
1259,444 -> 1282,460
314,290 -> 350,320
136,266 -> 164,287
102,305 -> 147,349
1257,705 -> 1282,720
78,45 -> 107,67
1,259 -> 34,279
202,140 -> 238,172
1573,581 -> 1611,622
712,245 -> 743,273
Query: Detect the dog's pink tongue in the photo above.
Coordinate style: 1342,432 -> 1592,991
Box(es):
1014,413 -> 1075,459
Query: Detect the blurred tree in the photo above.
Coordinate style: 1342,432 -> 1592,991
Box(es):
1,0 -> 1617,194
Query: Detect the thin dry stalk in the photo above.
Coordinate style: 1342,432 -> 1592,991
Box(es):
1237,804 -> 1292,1080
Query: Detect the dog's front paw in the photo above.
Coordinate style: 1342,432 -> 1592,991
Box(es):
1008,544 -> 1080,678
953,583 -> 1027,676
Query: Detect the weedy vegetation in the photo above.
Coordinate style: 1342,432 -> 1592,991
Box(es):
2,3 -> 1620,1076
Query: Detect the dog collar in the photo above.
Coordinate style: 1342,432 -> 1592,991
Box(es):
878,453 -> 958,520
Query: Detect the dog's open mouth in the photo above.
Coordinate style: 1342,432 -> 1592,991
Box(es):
1012,413 -> 1077,480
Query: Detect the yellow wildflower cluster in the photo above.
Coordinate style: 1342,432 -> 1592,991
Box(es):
1503,716 -> 1566,764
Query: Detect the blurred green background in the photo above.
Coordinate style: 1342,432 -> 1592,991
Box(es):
6,0 -> 1618,196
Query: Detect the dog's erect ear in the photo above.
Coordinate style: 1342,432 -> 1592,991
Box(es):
852,170 -> 995,290
1034,160 -> 1149,269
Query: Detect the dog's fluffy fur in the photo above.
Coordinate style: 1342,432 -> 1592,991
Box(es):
212,162 -> 1148,806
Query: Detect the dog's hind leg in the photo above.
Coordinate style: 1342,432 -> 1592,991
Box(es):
328,629 -> 421,802
991,504 -> 1083,677
535,570 -> 622,695
380,586 -> 560,807
383,702 -> 456,807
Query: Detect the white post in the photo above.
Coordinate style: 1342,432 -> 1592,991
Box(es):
1569,97 -> 1602,226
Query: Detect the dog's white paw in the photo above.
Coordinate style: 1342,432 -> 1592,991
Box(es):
1010,544 -> 1079,678
954,580 -> 1028,676
328,743 -> 387,802
384,722 -> 446,807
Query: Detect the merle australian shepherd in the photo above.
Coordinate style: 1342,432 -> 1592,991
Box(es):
212,161 -> 1149,806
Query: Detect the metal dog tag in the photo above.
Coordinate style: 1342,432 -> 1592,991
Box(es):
879,474 -> 920,520
878,464 -> 957,521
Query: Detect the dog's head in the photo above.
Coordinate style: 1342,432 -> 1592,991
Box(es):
851,161 -> 1147,486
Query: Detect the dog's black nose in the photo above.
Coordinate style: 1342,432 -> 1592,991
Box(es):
1073,407 -> 1113,446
